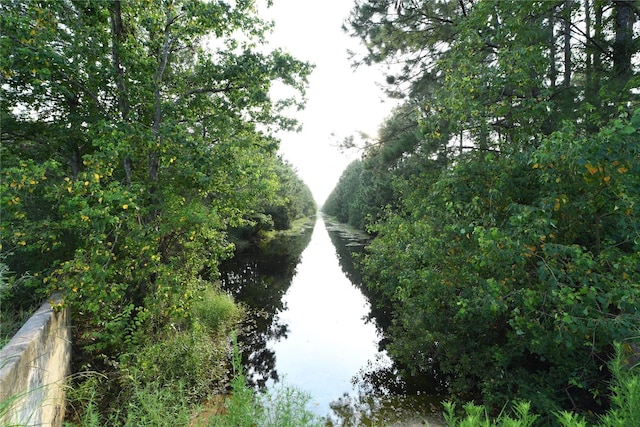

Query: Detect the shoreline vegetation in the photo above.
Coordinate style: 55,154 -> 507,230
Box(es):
2,0 -> 316,423
59,216 -> 321,426
3,0 -> 640,426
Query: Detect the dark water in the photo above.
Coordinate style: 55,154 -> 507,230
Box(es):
220,214 -> 444,426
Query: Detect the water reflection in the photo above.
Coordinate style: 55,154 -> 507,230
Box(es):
324,221 -> 393,340
220,215 -> 445,425
220,221 -> 315,388
323,218 -> 445,426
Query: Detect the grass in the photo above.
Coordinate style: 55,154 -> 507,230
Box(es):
0,308 -> 33,348
206,333 -> 325,427
66,331 -> 325,427
0,261 -> 41,349
441,343 -> 640,427
65,375 -> 194,427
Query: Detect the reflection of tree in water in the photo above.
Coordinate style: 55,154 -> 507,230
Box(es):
219,222 -> 315,388
324,217 -> 446,426
325,349 -> 445,426
324,219 -> 393,343
324,220 -> 367,285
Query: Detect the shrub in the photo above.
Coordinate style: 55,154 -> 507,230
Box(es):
442,343 -> 640,427
362,112 -> 640,416
191,286 -> 243,334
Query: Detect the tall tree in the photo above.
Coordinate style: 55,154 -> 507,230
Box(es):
346,0 -> 639,154
1,0 -> 311,357
336,0 -> 640,418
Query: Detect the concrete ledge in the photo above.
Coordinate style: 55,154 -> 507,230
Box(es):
0,294 -> 71,427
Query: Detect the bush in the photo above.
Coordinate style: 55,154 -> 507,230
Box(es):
191,286 -> 243,334
362,113 -> 640,416
132,286 -> 243,402
0,261 -> 41,348
443,343 -> 640,427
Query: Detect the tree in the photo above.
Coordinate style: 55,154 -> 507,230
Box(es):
333,0 -> 640,418
346,0 -> 639,154
1,0 -> 311,360
362,112 -> 640,416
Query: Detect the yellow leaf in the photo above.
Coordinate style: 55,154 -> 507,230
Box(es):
586,164 -> 599,175
122,204 -> 128,209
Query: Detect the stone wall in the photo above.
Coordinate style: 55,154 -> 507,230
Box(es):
0,294 -> 71,427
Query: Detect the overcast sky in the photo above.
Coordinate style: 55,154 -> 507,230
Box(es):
263,0 -> 397,205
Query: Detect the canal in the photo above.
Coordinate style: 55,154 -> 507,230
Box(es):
220,214 -> 444,426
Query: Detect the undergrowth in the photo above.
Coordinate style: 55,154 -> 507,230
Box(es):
0,261 -> 40,349
208,333 -> 324,427
442,343 -> 640,427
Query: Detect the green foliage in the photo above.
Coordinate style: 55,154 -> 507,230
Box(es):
63,284 -> 243,424
322,160 -> 369,227
254,157 -> 316,232
346,1 -> 638,151
0,0 -> 311,374
127,284 -> 243,402
269,158 -> 317,229
334,0 -> 640,419
132,326 -> 227,402
441,343 -> 640,427
360,111 -> 640,416
443,401 -> 539,427
191,285 -> 243,334
1,4 -> 316,425
323,100 -> 450,231
0,261 -> 41,348
65,375 -> 193,427
597,343 -> 640,427
209,336 -> 324,427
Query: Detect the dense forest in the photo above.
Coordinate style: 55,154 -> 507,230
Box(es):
0,0 -> 315,423
323,0 -> 640,421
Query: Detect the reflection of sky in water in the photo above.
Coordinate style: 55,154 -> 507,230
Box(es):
266,219 -> 389,417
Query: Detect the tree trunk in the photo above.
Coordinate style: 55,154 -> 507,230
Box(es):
549,6 -> 557,90
149,8 -> 174,184
613,0 -> 633,84
146,5 -> 175,223
584,0 -> 592,90
563,0 -> 572,88
593,1 -> 603,78
109,0 -> 132,186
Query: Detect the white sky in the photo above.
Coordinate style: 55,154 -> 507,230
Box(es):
263,0 -> 398,205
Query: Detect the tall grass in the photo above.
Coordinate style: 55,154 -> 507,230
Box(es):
442,342 -> 640,427
65,374 -> 193,427
207,333 -> 325,427
0,390 -> 33,427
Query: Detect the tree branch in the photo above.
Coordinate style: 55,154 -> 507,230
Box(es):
173,82 -> 234,105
